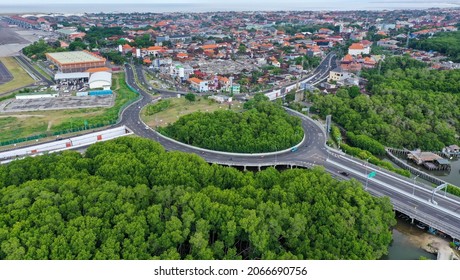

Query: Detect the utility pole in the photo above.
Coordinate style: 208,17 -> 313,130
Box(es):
406,31 -> 410,49
365,158 -> 370,190
412,174 -> 420,196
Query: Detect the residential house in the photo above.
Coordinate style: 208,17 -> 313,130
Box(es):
363,57 -> 377,68
218,76 -> 231,91
348,43 -> 370,56
170,63 -> 193,81
318,28 -> 334,35
377,38 -> 399,49
188,77 -> 208,92
176,52 -> 189,60
328,66 -> 354,82
307,45 -> 323,57
145,46 -> 166,57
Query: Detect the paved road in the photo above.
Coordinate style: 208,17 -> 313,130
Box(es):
4,53 -> 460,240
123,61 -> 460,240
15,54 -> 53,86
0,61 -> 13,85
296,51 -> 338,86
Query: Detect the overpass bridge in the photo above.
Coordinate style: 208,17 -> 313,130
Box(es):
124,62 -> 460,241
2,54 -> 460,242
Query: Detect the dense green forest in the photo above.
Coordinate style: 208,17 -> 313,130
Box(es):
411,31 -> 460,62
159,95 -> 304,153
312,56 -> 460,151
0,137 -> 395,260
22,39 -> 66,60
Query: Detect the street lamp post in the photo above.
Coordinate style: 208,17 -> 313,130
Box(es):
412,174 -> 420,196
365,158 -> 370,190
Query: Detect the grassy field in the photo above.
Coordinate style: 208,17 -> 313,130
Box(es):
142,97 -> 243,128
0,73 -> 138,147
0,57 -> 35,95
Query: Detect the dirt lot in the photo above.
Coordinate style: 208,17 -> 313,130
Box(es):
1,95 -> 114,112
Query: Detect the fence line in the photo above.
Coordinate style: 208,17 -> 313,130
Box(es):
386,148 -> 445,185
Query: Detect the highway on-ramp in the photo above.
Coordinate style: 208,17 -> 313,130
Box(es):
123,60 -> 460,240
3,53 -> 460,240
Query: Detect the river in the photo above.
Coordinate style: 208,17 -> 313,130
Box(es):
382,217 -> 437,260
380,157 -> 460,259
427,158 -> 460,186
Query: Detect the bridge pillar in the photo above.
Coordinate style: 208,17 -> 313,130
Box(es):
258,165 -> 261,171
243,166 -> 247,171
411,218 -> 414,224
290,165 -> 293,169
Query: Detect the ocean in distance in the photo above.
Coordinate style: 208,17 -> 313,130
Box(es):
0,1 -> 459,14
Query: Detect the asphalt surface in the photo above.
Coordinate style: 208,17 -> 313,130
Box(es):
2,95 -> 113,112
0,61 -> 13,85
0,26 -> 30,45
123,60 -> 460,240
135,64 -> 190,98
15,54 -> 53,86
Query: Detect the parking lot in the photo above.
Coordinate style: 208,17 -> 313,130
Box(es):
0,95 -> 114,112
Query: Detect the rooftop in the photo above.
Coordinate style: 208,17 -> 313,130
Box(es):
46,51 -> 106,65
409,150 -> 442,162
349,43 -> 364,50
55,72 -> 90,80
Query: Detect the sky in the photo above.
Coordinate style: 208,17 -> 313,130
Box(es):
3,0 -> 458,13
8,0 -> 458,4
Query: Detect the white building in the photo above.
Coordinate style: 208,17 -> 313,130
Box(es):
16,93 -> 59,99
188,77 -> 208,92
328,67 -> 354,82
170,63 -> 193,81
348,43 -> 370,56
89,71 -> 112,90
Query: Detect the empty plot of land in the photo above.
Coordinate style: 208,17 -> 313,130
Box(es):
0,61 -> 12,84
0,106 -> 112,143
1,95 -> 115,112
142,97 -> 242,128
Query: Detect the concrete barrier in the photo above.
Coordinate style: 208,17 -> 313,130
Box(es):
0,126 -> 133,163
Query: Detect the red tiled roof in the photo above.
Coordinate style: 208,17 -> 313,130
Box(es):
201,44 -> 218,49
85,67 -> 111,73
349,43 -> 364,50
188,77 -> 203,84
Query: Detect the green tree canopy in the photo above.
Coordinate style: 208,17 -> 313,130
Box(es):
313,56 -> 460,151
185,93 -> 196,102
159,95 -> 303,153
411,31 -> 460,62
0,137 -> 396,260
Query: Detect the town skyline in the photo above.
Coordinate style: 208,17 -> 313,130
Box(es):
2,0 -> 459,15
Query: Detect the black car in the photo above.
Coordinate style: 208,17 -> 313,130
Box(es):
338,171 -> 349,176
